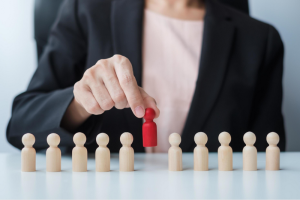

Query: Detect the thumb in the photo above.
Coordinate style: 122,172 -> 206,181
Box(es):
139,87 -> 160,118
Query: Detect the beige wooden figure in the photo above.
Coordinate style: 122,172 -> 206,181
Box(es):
218,132 -> 233,171
119,132 -> 134,172
72,132 -> 87,172
168,133 -> 182,171
266,132 -> 280,170
21,133 -> 36,172
243,132 -> 257,171
46,133 -> 61,172
194,132 -> 209,171
96,133 -> 110,172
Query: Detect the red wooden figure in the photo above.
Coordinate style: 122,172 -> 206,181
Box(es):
142,108 -> 157,147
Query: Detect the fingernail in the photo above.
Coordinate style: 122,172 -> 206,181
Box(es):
135,106 -> 145,118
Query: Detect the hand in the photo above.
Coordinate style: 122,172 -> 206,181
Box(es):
73,55 -> 160,118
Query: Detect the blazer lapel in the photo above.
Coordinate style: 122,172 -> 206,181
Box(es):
181,0 -> 236,151
111,0 -> 145,151
111,0 -> 144,86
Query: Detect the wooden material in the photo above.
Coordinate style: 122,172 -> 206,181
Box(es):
168,133 -> 182,171
266,132 -> 280,170
218,132 -> 233,171
72,132 -> 87,172
119,132 -> 134,172
46,133 -> 61,172
243,132 -> 257,171
194,132 -> 208,171
142,108 -> 157,147
96,133 -> 110,172
21,133 -> 36,172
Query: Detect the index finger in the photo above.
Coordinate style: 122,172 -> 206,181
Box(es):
113,56 -> 145,118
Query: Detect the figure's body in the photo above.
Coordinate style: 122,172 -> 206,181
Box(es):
21,133 -> 36,172
266,132 -> 280,170
96,133 -> 110,172
218,132 -> 232,171
243,132 -> 257,171
143,108 -> 157,147
72,132 -> 87,172
168,133 -> 182,171
194,132 -> 208,171
119,132 -> 134,172
46,133 -> 61,172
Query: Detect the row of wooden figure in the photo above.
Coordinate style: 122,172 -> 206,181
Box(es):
21,131 -> 280,172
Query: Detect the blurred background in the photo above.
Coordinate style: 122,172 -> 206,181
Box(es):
0,0 -> 299,152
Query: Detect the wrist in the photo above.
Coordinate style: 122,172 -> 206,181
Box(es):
61,98 -> 91,132
72,98 -> 91,119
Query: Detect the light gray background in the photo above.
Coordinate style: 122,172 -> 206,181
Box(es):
0,0 -> 299,152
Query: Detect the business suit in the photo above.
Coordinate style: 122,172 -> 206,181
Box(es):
7,0 -> 285,152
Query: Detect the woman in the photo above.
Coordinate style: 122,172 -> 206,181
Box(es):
7,0 -> 285,153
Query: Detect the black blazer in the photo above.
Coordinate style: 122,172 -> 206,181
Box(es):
7,0 -> 285,152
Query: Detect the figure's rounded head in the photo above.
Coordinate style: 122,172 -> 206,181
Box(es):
96,133 -> 109,147
267,132 -> 279,146
73,132 -> 86,146
194,132 -> 208,146
218,132 -> 231,145
47,133 -> 60,147
22,133 -> 35,147
169,133 -> 181,146
144,108 -> 155,120
243,132 -> 256,145
120,132 -> 133,146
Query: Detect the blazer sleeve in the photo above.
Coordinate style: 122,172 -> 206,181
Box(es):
6,0 -> 95,150
248,25 -> 286,151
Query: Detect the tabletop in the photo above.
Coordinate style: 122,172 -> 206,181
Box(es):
0,152 -> 299,199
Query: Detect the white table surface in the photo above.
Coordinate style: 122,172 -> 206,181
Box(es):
0,152 -> 299,199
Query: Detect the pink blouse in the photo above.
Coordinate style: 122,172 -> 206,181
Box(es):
142,9 -> 204,153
